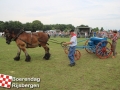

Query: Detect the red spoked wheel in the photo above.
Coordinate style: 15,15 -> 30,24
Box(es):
96,41 -> 112,59
74,50 -> 81,60
85,40 -> 94,54
64,47 -> 69,54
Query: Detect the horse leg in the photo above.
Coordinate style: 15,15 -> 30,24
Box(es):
14,47 -> 21,61
42,45 -> 51,60
20,46 -> 31,62
23,49 -> 31,62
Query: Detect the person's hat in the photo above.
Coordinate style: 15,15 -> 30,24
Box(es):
69,30 -> 74,32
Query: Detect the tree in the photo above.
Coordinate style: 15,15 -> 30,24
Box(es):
0,21 -> 4,32
100,27 -> 104,31
43,25 -> 52,31
79,24 -> 89,27
23,22 -> 32,31
67,24 -> 75,30
4,21 -> 23,29
92,27 -> 99,31
31,20 -> 43,32
50,24 -> 75,31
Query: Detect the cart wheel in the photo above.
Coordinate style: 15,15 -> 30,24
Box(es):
61,42 -> 69,54
74,50 -> 81,60
64,48 -> 69,54
85,40 -> 94,54
61,42 -> 66,47
96,41 -> 112,59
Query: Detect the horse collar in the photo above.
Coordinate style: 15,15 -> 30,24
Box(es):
13,30 -> 24,41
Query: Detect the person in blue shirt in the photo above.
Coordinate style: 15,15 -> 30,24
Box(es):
93,31 -> 96,37
63,30 -> 77,67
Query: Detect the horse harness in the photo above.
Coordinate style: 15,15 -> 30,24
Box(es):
13,30 -> 49,47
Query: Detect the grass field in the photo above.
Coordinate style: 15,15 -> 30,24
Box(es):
0,37 -> 120,90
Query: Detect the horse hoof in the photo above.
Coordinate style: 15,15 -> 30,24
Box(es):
25,58 -> 31,62
43,56 -> 49,60
44,57 -> 49,60
43,53 -> 51,60
14,56 -> 20,61
45,58 -> 49,60
25,55 -> 31,62
25,60 -> 30,62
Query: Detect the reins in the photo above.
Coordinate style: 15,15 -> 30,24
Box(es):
49,38 -> 63,44
48,39 -> 68,50
38,39 -> 49,45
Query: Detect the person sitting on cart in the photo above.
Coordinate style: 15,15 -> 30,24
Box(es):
63,30 -> 77,67
111,30 -> 118,58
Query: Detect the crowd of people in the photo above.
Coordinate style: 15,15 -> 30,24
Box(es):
47,31 -> 70,38
46,30 -> 120,39
77,30 -> 120,39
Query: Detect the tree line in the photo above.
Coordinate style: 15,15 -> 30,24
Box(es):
0,20 -> 104,32
0,20 -> 75,32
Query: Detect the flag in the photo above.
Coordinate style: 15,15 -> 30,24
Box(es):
0,74 -> 12,88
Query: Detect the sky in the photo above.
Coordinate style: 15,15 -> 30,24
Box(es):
0,0 -> 120,30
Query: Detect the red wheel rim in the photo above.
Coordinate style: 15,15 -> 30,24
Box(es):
96,41 -> 112,59
74,50 -> 81,60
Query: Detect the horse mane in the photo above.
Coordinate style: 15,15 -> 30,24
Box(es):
8,28 -> 24,35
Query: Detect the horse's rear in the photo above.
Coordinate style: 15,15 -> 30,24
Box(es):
36,32 -> 51,60
37,32 -> 50,46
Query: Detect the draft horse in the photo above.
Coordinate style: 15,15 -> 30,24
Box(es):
4,28 -> 51,62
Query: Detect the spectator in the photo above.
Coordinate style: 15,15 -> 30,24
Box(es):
85,32 -> 88,38
93,31 -> 96,37
111,31 -> 118,58
89,30 -> 93,37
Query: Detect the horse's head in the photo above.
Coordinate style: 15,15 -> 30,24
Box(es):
4,29 -> 13,44
4,28 -> 24,44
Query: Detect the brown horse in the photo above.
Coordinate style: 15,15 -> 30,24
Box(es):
4,28 -> 51,62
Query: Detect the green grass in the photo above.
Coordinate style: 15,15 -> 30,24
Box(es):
0,37 -> 120,90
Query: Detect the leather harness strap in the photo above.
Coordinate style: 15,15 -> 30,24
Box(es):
15,31 -> 49,47
13,30 -> 24,41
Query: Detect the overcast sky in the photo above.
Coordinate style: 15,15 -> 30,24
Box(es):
0,0 -> 120,30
